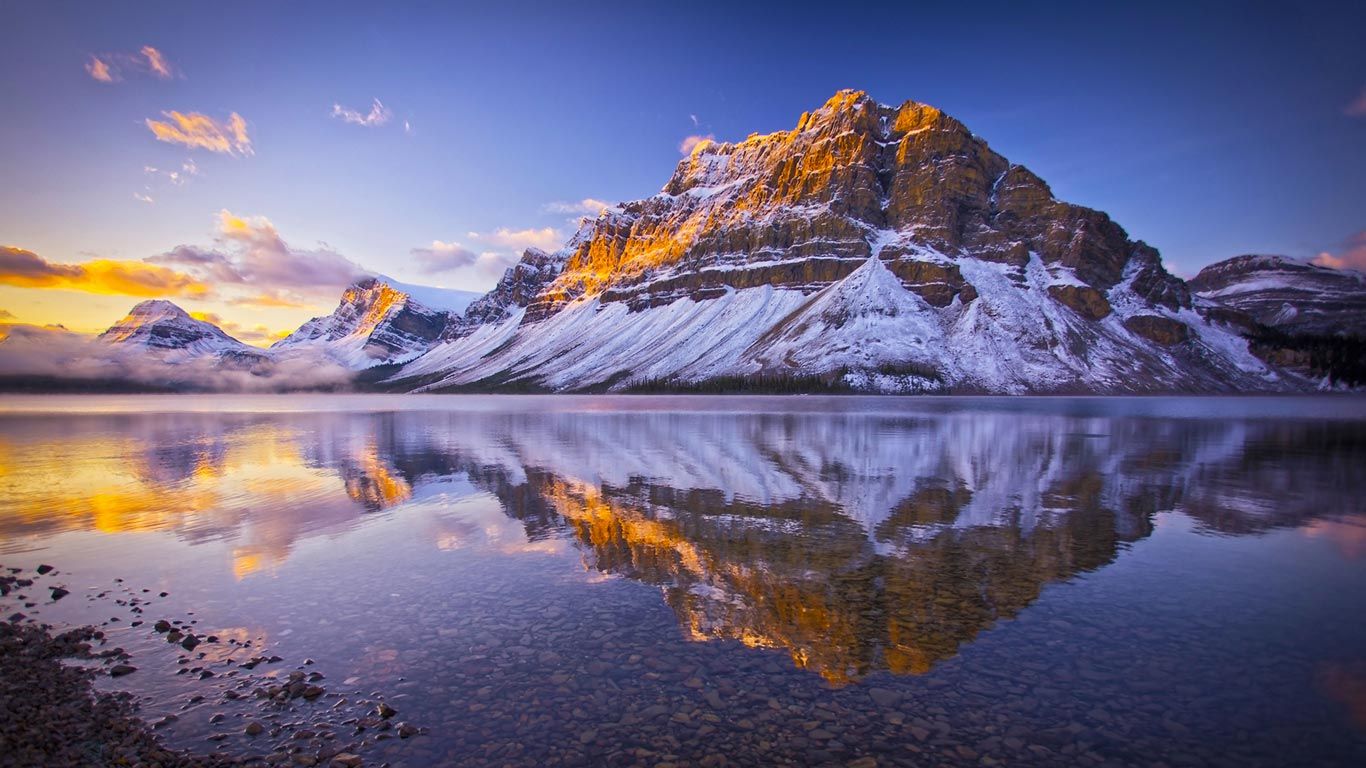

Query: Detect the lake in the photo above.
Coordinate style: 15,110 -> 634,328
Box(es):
1,394 -> 1364,767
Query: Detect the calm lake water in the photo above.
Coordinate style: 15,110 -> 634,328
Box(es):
2,394 -> 1365,767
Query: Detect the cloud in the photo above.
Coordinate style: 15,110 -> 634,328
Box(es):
145,111 -> 252,156
133,192 -> 155,205
141,46 -> 173,79
411,240 -> 480,272
410,240 -> 516,280
0,245 -> 211,298
149,210 -> 370,302
145,159 -> 199,187
86,56 -> 115,83
1346,88 -> 1366,117
410,230 -> 556,282
190,311 -> 290,346
84,46 -> 176,83
227,292 -> 314,309
0,309 -> 14,321
679,134 -> 715,155
1311,231 -> 1366,271
404,120 -> 414,135
689,114 -> 700,127
543,199 -> 614,217
468,227 -> 563,253
0,324 -> 353,391
332,98 -> 392,127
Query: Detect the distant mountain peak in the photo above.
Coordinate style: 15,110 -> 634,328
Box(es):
99,299 -> 254,360
273,275 -> 479,368
1191,253 -> 1366,337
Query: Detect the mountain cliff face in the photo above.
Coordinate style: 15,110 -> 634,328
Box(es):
1190,255 -> 1366,337
274,277 -> 478,368
396,90 -> 1285,393
99,300 -> 262,365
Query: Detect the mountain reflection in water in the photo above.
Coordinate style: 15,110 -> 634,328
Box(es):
1,398 -> 1361,683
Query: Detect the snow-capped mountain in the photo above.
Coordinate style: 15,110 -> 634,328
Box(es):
99,300 -> 263,364
391,90 -> 1292,393
1189,254 -> 1366,337
273,276 -> 479,368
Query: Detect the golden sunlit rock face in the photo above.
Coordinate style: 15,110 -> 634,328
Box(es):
520,90 -> 1189,321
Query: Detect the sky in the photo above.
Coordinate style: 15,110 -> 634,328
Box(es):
1,0 -> 1363,343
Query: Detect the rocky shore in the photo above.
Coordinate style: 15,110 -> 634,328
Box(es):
0,616 -> 244,768
0,566 -> 408,768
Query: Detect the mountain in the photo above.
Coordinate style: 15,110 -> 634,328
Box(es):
1189,254 -> 1366,337
273,276 -> 479,368
99,300 -> 263,364
392,90 -> 1289,394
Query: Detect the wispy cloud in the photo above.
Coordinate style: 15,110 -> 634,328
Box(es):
0,246 -> 211,298
0,309 -> 14,321
1345,87 -> 1366,118
227,291 -> 314,309
86,56 -> 115,83
411,240 -> 482,273
543,199 -> 614,218
145,159 -> 199,186
141,46 -> 173,79
1311,231 -> 1366,271
468,227 -> 563,253
85,46 -> 176,83
190,311 -> 291,345
332,98 -> 392,127
149,210 -> 370,303
411,230 -> 559,283
145,111 -> 252,155
679,134 -> 714,155
689,113 -> 700,127
133,192 -> 154,205
410,241 -> 519,282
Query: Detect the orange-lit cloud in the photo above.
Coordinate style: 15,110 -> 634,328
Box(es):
227,292 -> 314,309
679,134 -> 714,155
145,111 -> 252,156
141,46 -> 173,79
1345,87 -> 1366,118
86,56 -> 115,83
1311,231 -> 1366,271
84,46 -> 176,83
190,311 -> 290,346
149,210 -> 369,301
468,226 -> 562,253
0,246 -> 211,298
331,98 -> 391,127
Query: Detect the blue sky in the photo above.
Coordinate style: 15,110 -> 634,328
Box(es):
1,0 -> 1363,338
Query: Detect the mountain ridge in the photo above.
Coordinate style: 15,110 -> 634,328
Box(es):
388,91 -> 1315,394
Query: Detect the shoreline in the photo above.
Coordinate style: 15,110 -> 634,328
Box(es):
0,566 -> 397,768
0,616 -> 247,768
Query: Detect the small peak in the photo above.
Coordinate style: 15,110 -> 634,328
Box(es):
125,299 -> 190,319
821,89 -> 874,113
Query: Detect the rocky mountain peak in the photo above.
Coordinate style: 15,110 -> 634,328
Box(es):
275,276 -> 477,368
516,90 -> 1185,324
1190,254 -> 1366,337
99,299 -> 248,356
